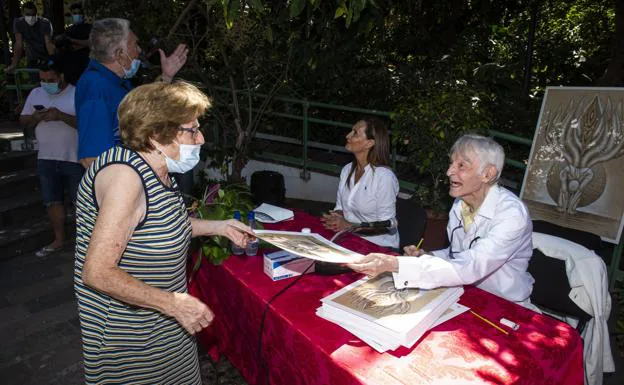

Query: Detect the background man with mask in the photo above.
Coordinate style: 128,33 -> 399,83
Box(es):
19,59 -> 83,257
76,18 -> 189,169
54,2 -> 91,85
6,1 -> 55,72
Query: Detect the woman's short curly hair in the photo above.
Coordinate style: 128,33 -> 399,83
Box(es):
118,81 -> 211,151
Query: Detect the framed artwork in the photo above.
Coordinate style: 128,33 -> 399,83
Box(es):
520,87 -> 624,243
253,230 -> 362,263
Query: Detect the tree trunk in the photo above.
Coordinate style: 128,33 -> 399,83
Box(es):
523,3 -> 539,97
8,0 -> 20,43
598,0 -> 624,86
50,0 -> 65,36
0,2 -> 11,64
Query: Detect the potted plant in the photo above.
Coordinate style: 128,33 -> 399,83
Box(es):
189,181 -> 255,271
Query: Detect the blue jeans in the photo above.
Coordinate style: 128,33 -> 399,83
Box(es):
37,159 -> 84,205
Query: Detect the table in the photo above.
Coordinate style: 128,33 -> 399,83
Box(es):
188,211 -> 583,385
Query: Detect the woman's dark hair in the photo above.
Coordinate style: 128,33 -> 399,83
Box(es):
345,117 -> 390,188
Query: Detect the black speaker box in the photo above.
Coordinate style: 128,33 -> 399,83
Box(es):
250,171 -> 286,206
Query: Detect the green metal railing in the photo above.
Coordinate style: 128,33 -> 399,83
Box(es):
209,86 -> 530,190
4,72 -> 622,288
5,68 -> 40,104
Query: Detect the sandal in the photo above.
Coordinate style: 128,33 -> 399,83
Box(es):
36,244 -> 63,257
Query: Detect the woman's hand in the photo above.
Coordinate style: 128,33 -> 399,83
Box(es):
321,211 -> 351,232
347,253 -> 398,277
216,219 -> 254,247
403,245 -> 427,256
169,292 -> 214,335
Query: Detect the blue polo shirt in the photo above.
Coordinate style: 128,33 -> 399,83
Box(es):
75,59 -> 133,160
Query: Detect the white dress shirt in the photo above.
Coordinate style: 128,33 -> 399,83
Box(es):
335,163 -> 399,249
392,185 -> 535,304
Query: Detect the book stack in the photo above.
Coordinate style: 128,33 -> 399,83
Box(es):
316,274 -> 466,353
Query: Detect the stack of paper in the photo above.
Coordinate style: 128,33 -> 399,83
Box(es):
316,274 -> 466,353
253,203 -> 294,223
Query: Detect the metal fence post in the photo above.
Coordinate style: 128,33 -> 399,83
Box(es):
300,101 -> 311,181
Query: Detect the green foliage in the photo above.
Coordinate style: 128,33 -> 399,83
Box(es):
392,65 -> 492,213
191,182 -> 255,268
85,0 -> 620,206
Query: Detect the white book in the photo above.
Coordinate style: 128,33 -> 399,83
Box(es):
253,203 -> 294,223
429,302 -> 469,329
317,302 -> 469,353
320,274 -> 463,349
316,307 -> 394,353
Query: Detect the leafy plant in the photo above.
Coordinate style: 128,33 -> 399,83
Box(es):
190,181 -> 255,269
392,80 -> 492,215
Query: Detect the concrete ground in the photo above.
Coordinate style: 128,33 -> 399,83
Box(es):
0,241 -> 249,385
1,197 -> 623,384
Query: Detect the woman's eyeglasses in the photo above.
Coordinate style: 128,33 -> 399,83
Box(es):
178,124 -> 201,139
449,224 -> 480,259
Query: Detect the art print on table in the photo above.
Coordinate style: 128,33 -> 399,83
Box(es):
327,273 -> 448,320
521,87 -> 624,243
253,230 -> 362,263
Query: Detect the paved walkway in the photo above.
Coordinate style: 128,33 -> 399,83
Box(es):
0,242 -> 248,385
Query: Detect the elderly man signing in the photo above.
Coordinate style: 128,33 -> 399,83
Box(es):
348,134 -> 535,306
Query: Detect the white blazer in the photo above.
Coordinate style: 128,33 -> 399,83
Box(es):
532,232 -> 614,385
335,163 -> 399,249
392,185 -> 535,305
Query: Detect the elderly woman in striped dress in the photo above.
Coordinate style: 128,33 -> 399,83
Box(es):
74,81 -> 252,384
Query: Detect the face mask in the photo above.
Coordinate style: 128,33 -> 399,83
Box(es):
121,54 -> 141,79
72,14 -> 83,24
25,16 -> 37,26
41,81 -> 60,95
160,142 -> 201,174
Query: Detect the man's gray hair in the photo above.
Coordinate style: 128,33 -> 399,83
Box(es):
90,18 -> 131,63
451,134 -> 505,182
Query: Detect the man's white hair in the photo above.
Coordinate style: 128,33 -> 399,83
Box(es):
451,134 -> 505,182
90,18 -> 131,63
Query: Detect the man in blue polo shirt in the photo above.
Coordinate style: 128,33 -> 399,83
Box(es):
76,18 -> 189,168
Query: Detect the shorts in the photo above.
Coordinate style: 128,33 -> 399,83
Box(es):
37,159 -> 84,206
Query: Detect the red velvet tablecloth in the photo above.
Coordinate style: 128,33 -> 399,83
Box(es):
188,211 -> 583,385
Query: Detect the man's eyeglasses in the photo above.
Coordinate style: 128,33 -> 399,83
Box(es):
178,124 -> 201,139
449,223 -> 480,259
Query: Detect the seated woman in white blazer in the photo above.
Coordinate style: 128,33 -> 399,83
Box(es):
348,134 -> 535,306
321,118 -> 400,249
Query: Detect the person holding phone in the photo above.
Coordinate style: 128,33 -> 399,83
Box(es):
19,60 -> 83,257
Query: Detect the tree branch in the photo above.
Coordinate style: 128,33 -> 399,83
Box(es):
166,0 -> 200,42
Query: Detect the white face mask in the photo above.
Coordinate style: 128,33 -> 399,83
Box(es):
158,141 -> 201,174
25,16 -> 37,26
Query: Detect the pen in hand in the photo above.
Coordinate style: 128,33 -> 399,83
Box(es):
403,238 -> 424,256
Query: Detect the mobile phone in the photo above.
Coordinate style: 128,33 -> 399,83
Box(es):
34,105 -> 45,111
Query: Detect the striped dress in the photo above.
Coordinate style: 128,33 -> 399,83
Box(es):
74,146 -> 201,384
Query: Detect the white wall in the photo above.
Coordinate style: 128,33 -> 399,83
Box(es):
240,160 -> 340,203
